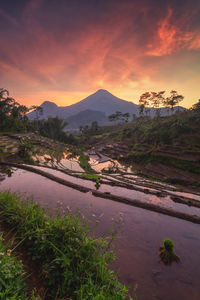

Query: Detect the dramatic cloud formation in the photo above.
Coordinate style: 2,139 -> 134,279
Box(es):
0,0 -> 199,107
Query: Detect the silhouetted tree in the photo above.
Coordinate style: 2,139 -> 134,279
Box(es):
138,90 -> 183,117
90,121 -> 99,134
165,90 -> 184,113
132,113 -> 136,121
138,92 -> 151,116
191,99 -> 200,113
108,111 -> 130,123
0,88 -> 33,131
123,113 -> 130,122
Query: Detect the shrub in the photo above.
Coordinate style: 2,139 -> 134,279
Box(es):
0,233 -> 27,299
159,238 -> 180,265
0,191 -> 132,299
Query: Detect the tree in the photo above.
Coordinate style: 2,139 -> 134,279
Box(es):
191,99 -> 200,113
90,121 -> 99,134
138,92 -> 151,116
108,111 -> 122,122
0,88 -> 9,99
132,113 -> 136,121
138,103 -> 145,117
123,112 -> 130,122
150,91 -> 165,117
165,90 -> 184,113
138,91 -> 165,117
0,88 -> 32,131
108,111 -> 130,123
138,90 -> 184,117
31,105 -> 43,120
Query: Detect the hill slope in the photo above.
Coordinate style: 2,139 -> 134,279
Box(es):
66,109 -> 108,129
86,109 -> 200,187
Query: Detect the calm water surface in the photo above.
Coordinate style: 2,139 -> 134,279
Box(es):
0,169 -> 200,300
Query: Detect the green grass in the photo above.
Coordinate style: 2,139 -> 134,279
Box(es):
0,191 -> 133,300
0,232 -> 27,299
0,232 -> 40,299
124,151 -> 200,174
79,153 -> 95,173
78,173 -> 100,181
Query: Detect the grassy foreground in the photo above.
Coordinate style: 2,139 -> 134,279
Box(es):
0,231 -> 40,299
0,232 -> 27,299
0,191 -> 133,300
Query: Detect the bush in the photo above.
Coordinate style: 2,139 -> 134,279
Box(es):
0,233 -> 27,299
0,191 -> 131,299
159,238 -> 180,265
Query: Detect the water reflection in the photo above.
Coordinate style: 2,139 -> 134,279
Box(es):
19,165 -> 200,218
0,169 -> 200,300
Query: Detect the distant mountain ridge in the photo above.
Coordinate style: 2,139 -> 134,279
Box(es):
28,89 -> 139,120
28,89 -> 185,129
66,109 -> 108,129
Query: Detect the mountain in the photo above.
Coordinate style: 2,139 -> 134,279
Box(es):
28,89 -> 186,129
65,109 -> 108,129
28,89 -> 139,120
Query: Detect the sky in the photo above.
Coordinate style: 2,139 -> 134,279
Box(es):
0,0 -> 200,108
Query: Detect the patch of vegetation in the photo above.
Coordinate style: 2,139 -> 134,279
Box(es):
18,139 -> 35,164
94,178 -> 100,190
79,153 -> 95,173
0,88 -> 77,145
159,238 -> 180,265
122,151 -> 200,174
0,191 -> 133,299
0,232 -> 39,299
79,173 -> 100,181
6,167 -> 13,177
34,117 -> 77,145
102,165 -> 121,174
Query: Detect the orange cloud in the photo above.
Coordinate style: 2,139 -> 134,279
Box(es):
0,1 -> 199,109
147,8 -> 200,56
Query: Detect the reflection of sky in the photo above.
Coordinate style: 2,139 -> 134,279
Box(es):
0,0 -> 200,107
1,168 -> 200,300
2,166 -> 200,217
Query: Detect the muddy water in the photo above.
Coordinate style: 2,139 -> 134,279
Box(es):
0,169 -> 200,300
21,165 -> 200,218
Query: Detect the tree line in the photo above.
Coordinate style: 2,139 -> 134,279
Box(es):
0,88 -> 75,144
1,87 -> 199,142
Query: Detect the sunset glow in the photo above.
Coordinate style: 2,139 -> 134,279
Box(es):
0,0 -> 200,108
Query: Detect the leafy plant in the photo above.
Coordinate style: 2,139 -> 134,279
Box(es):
79,153 -> 95,173
0,233 -> 26,298
159,238 -> 180,265
0,191 -> 133,299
